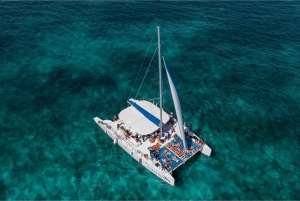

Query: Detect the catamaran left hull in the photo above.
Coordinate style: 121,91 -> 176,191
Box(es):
94,117 -> 175,186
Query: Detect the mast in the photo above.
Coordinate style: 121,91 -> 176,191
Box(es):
157,26 -> 163,136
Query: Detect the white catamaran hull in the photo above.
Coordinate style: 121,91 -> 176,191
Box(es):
94,117 -> 175,186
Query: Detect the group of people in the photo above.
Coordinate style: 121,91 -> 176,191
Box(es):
184,123 -> 205,145
163,156 -> 172,169
117,120 -> 142,142
115,113 -> 205,147
187,145 -> 196,155
174,141 -> 182,148
195,138 -> 205,145
141,129 -> 171,144
148,146 -> 160,161
112,114 -> 140,142
147,146 -> 172,169
159,130 -> 171,143
98,120 -> 107,125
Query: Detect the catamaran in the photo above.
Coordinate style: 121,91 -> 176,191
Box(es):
94,26 -> 211,186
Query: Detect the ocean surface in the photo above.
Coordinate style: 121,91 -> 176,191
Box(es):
0,1 -> 300,200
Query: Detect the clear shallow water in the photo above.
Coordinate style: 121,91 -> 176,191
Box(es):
0,1 -> 300,200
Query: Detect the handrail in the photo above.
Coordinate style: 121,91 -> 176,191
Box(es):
106,125 -> 134,148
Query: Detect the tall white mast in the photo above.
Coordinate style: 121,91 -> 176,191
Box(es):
157,26 -> 163,136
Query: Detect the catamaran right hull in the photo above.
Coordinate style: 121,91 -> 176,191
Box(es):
201,144 -> 211,156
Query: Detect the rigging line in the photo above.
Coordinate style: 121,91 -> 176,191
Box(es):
127,30 -> 157,102
135,47 -> 158,99
164,106 -> 171,114
148,90 -> 166,101
144,72 -> 158,100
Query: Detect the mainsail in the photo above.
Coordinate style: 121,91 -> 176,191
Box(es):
162,55 -> 187,156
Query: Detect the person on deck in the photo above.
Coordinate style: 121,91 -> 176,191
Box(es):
173,133 -> 178,141
160,132 -> 165,143
169,112 -> 174,124
98,120 -> 107,125
142,135 -> 147,142
165,161 -> 172,168
164,132 -> 171,140
150,152 -> 155,159
188,146 -> 194,154
175,142 -> 182,148
135,133 -> 141,142
113,115 -> 119,121
171,126 -> 176,133
184,124 -> 193,138
167,155 -> 171,161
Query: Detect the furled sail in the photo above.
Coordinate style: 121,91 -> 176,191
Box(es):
162,56 -> 187,156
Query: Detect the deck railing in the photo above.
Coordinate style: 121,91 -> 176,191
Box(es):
106,124 -> 134,148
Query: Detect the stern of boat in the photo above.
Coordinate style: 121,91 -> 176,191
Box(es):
201,144 -> 212,156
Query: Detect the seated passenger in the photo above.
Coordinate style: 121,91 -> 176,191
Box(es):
173,133 -> 178,141
162,163 -> 167,170
175,142 -> 182,148
165,161 -> 172,168
188,146 -> 194,154
155,153 -> 160,160
142,135 -> 148,142
156,134 -> 161,141
197,139 -> 205,145
171,126 -> 176,133
123,126 -> 129,133
98,120 -> 107,125
135,133 -> 141,142
113,115 -> 119,121
192,135 -> 199,142
150,152 -> 155,159
167,155 -> 171,161
164,132 -> 171,140
169,112 -> 175,124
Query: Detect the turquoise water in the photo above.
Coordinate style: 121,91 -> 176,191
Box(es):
1,1 -> 300,200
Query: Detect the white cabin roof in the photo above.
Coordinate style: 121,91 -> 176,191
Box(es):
118,99 -> 170,135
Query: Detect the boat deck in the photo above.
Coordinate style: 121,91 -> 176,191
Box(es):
96,117 -> 206,174
122,121 -> 204,172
